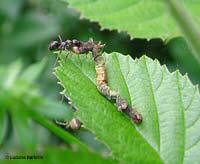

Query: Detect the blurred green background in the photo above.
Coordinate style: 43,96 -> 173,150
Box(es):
0,0 -> 199,161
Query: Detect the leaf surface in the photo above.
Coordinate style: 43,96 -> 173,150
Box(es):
66,0 -> 200,39
55,52 -> 200,164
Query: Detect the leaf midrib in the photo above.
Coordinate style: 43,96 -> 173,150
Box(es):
107,53 -> 162,161
176,71 -> 186,164
63,54 -> 163,162
143,56 -> 161,152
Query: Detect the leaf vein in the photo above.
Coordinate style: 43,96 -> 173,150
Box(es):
176,71 -> 186,164
143,57 -> 161,152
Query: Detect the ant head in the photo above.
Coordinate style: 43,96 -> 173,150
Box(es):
48,41 -> 60,51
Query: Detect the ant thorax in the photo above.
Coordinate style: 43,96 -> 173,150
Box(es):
59,42 -> 68,50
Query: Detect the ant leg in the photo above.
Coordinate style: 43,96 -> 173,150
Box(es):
53,56 -> 59,67
64,49 -> 70,64
66,51 -> 70,60
58,34 -> 64,55
59,46 -> 63,55
53,49 -> 62,67
55,119 -> 68,126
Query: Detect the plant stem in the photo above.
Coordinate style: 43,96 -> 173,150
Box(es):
165,0 -> 200,64
28,109 -> 90,151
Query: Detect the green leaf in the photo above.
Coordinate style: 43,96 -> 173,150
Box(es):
0,109 -> 8,146
20,57 -> 47,83
0,0 -> 23,18
9,12 -> 59,47
2,60 -> 22,89
165,0 -> 200,64
44,147 -> 117,164
55,52 -> 200,164
65,0 -> 200,39
0,59 -> 79,150
11,107 -> 37,150
35,99 -> 74,120
167,37 -> 200,78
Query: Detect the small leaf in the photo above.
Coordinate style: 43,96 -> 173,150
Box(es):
20,57 -> 47,83
11,106 -> 37,150
55,52 -> 200,164
66,0 -> 200,39
2,60 -> 22,89
35,99 -> 74,121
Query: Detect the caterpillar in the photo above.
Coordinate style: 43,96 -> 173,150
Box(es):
94,55 -> 142,124
49,36 -> 142,124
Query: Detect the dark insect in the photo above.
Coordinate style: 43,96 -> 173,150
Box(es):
49,35 -> 105,66
55,118 -> 82,130
48,35 -> 105,55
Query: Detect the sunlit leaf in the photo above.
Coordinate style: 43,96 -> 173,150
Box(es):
55,51 -> 200,164
66,0 -> 200,39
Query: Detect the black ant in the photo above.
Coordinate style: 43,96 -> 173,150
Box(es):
49,35 -> 104,55
48,35 -> 105,66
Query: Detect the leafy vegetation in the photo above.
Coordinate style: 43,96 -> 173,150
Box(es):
0,0 -> 200,163
55,51 -> 200,164
66,0 -> 200,39
0,59 -> 75,150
